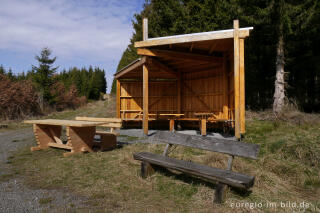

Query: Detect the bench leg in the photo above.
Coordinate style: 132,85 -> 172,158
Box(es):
141,161 -> 155,178
213,183 -> 228,203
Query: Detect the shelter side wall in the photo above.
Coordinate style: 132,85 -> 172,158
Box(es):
120,82 -> 142,119
228,53 -> 235,122
119,81 -> 178,119
181,68 -> 225,119
149,81 -> 177,114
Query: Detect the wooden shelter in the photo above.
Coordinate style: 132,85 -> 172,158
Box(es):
114,19 -> 253,139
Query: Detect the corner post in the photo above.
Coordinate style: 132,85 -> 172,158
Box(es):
143,58 -> 149,136
142,17 -> 149,136
116,80 -> 121,118
143,18 -> 148,41
233,20 -> 241,140
239,39 -> 245,134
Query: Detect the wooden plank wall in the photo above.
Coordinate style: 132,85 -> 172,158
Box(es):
120,82 -> 143,119
119,62 -> 235,121
120,81 -> 177,119
181,68 -> 225,119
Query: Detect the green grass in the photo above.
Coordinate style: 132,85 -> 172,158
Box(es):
3,106 -> 320,212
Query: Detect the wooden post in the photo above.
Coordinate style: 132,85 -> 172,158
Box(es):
233,20 -> 240,139
142,17 -> 149,136
177,71 -> 182,114
143,18 -> 148,41
116,80 -> 121,118
201,119 -> 206,136
222,54 -> 229,120
143,60 -> 149,136
169,119 -> 175,132
239,39 -> 245,134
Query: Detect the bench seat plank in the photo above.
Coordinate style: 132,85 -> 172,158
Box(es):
134,152 -> 254,189
152,131 -> 259,159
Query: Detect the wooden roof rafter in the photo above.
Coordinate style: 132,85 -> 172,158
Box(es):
137,48 -> 223,63
114,57 -> 146,79
148,58 -> 178,77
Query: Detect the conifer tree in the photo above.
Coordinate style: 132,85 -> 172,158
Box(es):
32,47 -> 58,104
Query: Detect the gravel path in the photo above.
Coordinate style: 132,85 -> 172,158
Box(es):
118,129 -> 236,141
0,128 -> 88,213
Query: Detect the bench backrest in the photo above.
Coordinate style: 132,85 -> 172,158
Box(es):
75,117 -> 122,128
152,131 -> 259,159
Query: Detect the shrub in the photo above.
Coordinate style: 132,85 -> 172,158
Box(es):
0,74 -> 41,120
51,82 -> 87,111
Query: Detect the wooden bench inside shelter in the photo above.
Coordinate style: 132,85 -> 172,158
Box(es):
75,117 -> 122,151
133,131 -> 260,203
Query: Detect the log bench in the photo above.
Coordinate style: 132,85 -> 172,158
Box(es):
133,131 -> 260,203
75,117 -> 122,151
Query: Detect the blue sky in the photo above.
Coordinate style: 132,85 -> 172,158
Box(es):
0,0 -> 145,92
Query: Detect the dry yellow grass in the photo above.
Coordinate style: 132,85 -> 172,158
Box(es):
3,101 -> 320,212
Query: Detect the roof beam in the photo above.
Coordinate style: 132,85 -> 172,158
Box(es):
134,27 -> 253,48
114,57 -> 146,79
137,48 -> 222,63
149,58 -> 178,77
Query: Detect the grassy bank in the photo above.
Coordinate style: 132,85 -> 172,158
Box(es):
5,110 -> 320,212
0,98 -> 116,132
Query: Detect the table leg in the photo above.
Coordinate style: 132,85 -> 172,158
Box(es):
31,124 -> 62,151
64,126 -> 95,157
201,119 -> 207,136
169,119 -> 175,132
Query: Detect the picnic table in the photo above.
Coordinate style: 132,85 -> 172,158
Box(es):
24,119 -> 108,157
158,114 -> 184,132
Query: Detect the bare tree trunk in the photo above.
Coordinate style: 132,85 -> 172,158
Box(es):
273,34 -> 286,114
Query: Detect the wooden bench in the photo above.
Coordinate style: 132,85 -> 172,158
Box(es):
133,131 -> 260,203
75,117 -> 122,151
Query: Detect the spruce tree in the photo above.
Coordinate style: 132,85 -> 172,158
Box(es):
32,47 -> 59,104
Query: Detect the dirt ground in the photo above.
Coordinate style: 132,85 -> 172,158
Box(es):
0,128 -> 90,213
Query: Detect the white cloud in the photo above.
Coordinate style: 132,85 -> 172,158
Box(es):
0,0 -> 143,91
0,0 -> 137,59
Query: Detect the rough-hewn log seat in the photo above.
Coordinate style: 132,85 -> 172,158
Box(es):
134,152 -> 254,189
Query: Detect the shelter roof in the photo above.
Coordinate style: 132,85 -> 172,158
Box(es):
115,26 -> 253,79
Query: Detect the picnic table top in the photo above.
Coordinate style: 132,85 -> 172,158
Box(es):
24,119 -> 107,127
